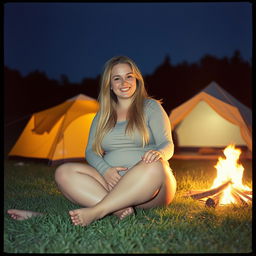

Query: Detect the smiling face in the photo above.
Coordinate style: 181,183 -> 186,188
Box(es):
110,63 -> 137,101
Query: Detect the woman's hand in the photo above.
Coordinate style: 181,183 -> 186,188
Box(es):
103,167 -> 128,190
142,150 -> 162,164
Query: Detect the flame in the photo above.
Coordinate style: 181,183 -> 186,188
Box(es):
210,144 -> 251,205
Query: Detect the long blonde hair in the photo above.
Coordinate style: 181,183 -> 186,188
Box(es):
93,56 -> 150,155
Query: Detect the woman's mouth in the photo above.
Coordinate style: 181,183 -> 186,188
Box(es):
120,87 -> 130,92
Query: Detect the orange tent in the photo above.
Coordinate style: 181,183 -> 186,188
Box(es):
8,94 -> 99,165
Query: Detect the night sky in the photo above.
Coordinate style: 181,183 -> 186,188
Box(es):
4,2 -> 252,83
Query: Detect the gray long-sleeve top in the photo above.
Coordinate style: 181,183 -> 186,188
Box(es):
85,98 -> 174,176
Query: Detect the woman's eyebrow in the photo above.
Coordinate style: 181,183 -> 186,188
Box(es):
112,72 -> 133,78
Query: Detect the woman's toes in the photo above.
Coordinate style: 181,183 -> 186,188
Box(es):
69,210 -> 75,216
72,219 -> 78,225
120,208 -> 134,220
12,215 -> 17,219
75,217 -> 81,224
69,211 -> 82,225
72,219 -> 77,225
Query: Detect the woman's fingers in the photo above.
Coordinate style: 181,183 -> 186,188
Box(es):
108,173 -> 121,189
142,150 -> 150,163
113,176 -> 120,183
149,151 -> 161,162
106,167 -> 128,190
108,183 -> 114,191
110,178 -> 118,186
142,150 -> 161,163
142,150 -> 151,162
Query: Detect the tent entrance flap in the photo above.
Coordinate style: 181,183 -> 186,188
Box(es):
175,101 -> 247,147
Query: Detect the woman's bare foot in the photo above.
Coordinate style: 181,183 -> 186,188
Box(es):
113,207 -> 134,220
7,209 -> 43,220
69,206 -> 135,227
69,208 -> 97,226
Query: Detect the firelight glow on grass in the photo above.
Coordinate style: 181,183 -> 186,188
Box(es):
4,159 -> 252,253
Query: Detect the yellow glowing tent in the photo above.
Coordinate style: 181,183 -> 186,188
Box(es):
8,94 -> 99,164
169,81 -> 252,158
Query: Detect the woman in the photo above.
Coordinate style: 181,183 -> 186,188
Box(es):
8,56 -> 176,227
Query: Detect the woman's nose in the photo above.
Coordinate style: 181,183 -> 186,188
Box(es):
122,78 -> 129,85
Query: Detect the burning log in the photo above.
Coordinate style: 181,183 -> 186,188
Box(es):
232,187 -> 252,201
205,198 -> 216,207
205,191 -> 224,207
241,190 -> 252,195
205,193 -> 223,208
231,190 -> 248,206
184,181 -> 252,207
195,187 -> 251,207
184,180 -> 232,200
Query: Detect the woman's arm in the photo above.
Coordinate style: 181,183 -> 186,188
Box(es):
147,100 -> 174,161
86,114 -> 129,189
85,113 -> 112,175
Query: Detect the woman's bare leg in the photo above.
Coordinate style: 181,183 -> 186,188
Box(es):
69,160 -> 176,226
54,162 -> 134,219
54,162 -> 109,206
136,160 -> 176,209
7,162 -> 133,221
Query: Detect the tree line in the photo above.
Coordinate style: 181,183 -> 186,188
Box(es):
4,50 -> 252,124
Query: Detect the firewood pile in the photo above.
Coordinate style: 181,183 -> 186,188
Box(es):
184,180 -> 252,208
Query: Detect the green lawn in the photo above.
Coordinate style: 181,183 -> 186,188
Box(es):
4,158 -> 252,253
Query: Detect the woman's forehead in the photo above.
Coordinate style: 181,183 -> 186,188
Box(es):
111,63 -> 133,75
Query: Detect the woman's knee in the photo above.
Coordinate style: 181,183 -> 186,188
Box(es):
54,162 -> 74,183
141,159 -> 166,178
54,162 -> 102,185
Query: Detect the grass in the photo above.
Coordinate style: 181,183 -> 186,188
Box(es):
4,158 -> 253,253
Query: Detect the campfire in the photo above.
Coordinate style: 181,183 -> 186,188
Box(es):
185,144 -> 252,207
